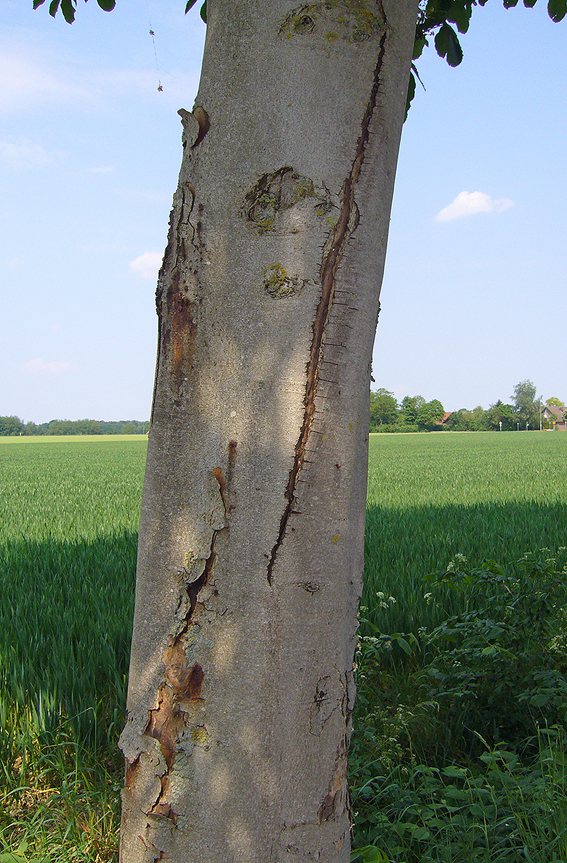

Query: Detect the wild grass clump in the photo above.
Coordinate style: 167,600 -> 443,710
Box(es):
351,546 -> 567,862
349,432 -> 567,861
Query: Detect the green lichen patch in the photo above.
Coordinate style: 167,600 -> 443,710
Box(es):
242,167 -> 316,235
280,0 -> 383,43
189,725 -> 210,747
263,264 -> 304,299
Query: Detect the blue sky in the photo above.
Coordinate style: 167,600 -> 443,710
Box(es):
1,0 -> 565,423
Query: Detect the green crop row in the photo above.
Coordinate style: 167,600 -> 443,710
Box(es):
364,431 -> 567,633
0,440 -> 147,861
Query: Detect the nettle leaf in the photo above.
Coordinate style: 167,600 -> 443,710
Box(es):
97,0 -> 116,10
548,0 -> 567,20
434,22 -> 463,66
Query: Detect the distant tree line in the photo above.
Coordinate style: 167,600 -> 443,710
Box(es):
0,417 -> 150,436
370,380 -> 564,433
1,381 -> 561,437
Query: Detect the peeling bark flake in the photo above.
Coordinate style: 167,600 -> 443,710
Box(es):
125,755 -> 140,790
191,106 -> 210,149
212,467 -> 227,513
318,738 -> 349,823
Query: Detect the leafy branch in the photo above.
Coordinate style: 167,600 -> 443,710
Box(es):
407,0 -> 566,113
32,0 -> 115,24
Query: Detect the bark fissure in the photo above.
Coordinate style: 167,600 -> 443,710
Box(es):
134,523 -> 220,836
266,28 -> 389,584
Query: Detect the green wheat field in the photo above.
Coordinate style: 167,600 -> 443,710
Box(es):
1,431 -> 566,862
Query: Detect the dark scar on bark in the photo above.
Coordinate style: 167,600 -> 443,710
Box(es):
266,30 -> 389,584
166,270 -> 197,395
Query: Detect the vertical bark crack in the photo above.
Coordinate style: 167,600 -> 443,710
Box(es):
138,527 -> 218,826
266,30 -> 388,584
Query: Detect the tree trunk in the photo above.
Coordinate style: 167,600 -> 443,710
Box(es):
119,1 -> 418,860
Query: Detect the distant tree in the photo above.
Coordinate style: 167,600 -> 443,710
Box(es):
417,399 -> 445,429
120,422 -> 139,435
0,415 -> 24,436
511,380 -> 539,428
470,405 -> 489,430
74,419 -> 103,435
486,401 -> 516,431
400,395 -> 426,425
24,421 -> 37,436
48,419 -> 75,435
547,396 -> 565,407
369,388 -> 398,428
100,421 -> 121,435
447,407 -> 477,431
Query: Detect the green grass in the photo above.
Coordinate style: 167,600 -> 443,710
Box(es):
353,431 -> 567,862
0,435 -> 147,444
0,438 -> 146,862
1,431 -> 567,861
364,431 -> 567,633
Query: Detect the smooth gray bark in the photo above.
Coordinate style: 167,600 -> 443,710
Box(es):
119,1 -> 418,860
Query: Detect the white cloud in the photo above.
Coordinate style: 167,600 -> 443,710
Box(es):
23,358 -> 72,374
435,191 -> 515,223
0,43 -> 200,115
129,251 -> 162,280
0,138 -> 63,169
0,50 -> 91,113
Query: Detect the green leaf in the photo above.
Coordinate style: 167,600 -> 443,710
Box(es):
97,0 -> 116,10
32,0 -> 47,8
396,637 -> 412,655
433,0 -> 453,13
548,0 -> 567,20
200,1 -> 207,22
48,0 -> 61,17
434,23 -> 463,67
351,847 -> 389,863
503,0 -> 520,6
448,1 -> 473,33
185,0 -> 199,11
413,35 -> 427,59
404,71 -> 416,121
60,0 -> 77,23
523,0 -> 538,6
442,765 -> 469,777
